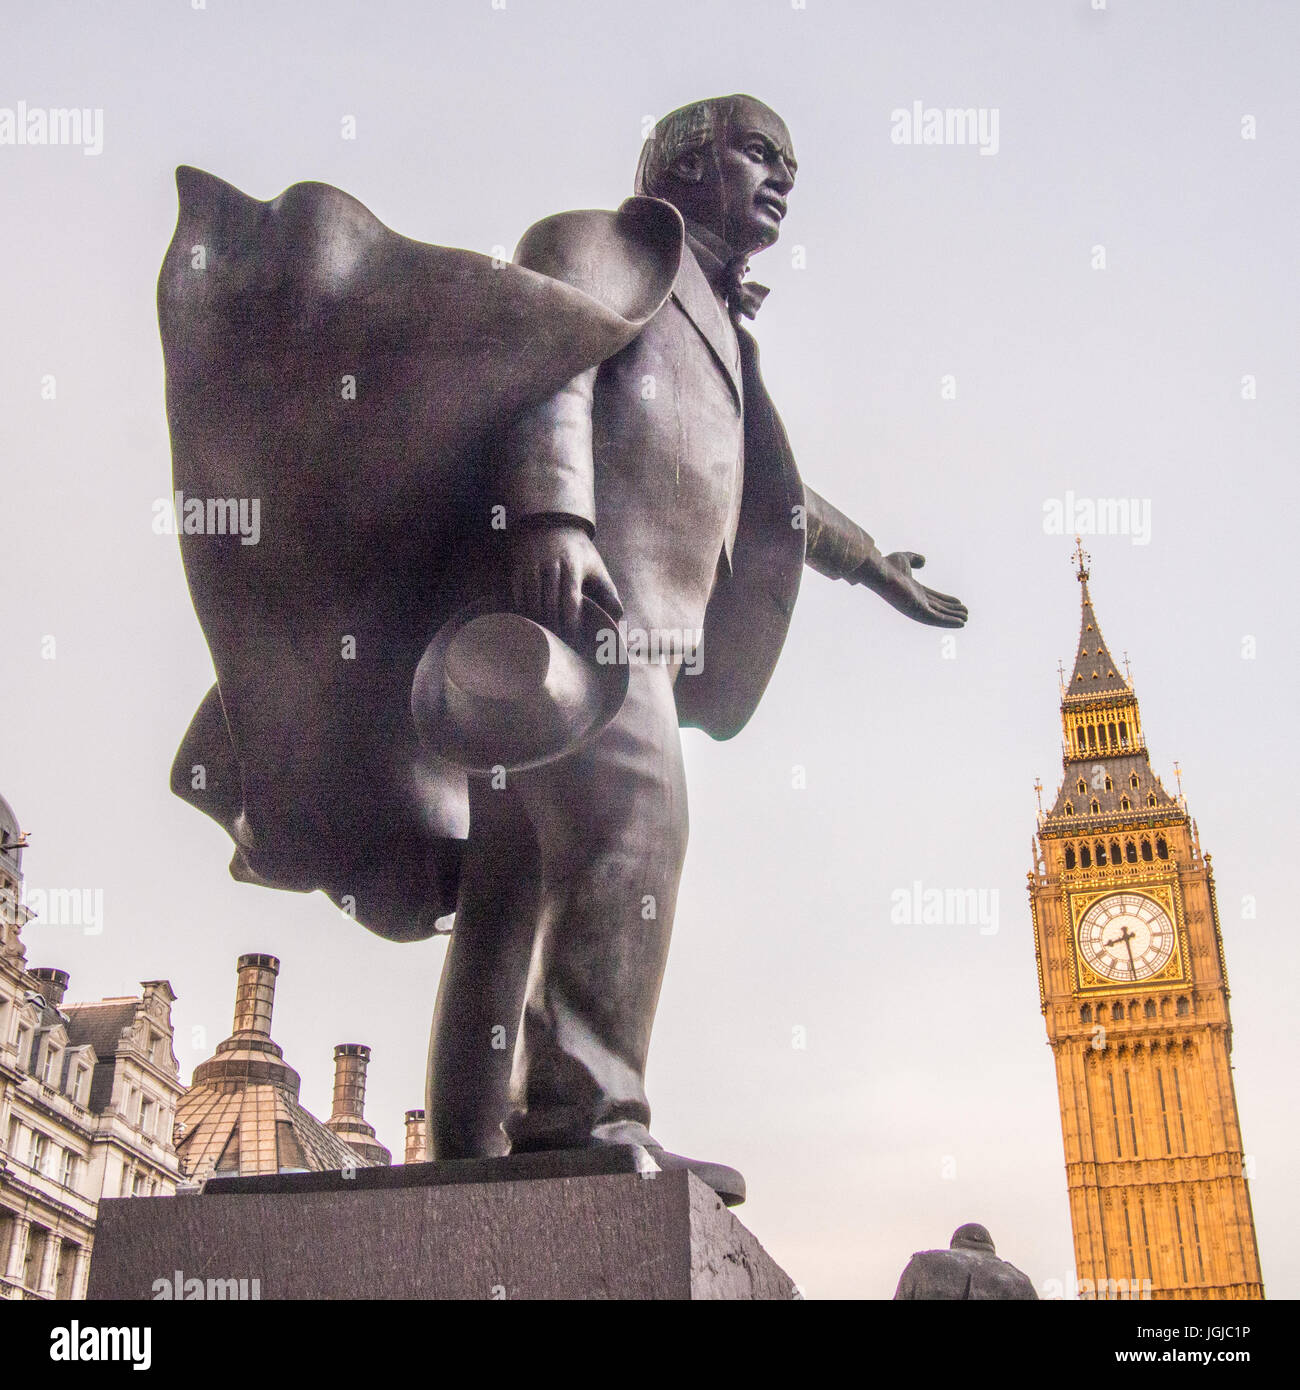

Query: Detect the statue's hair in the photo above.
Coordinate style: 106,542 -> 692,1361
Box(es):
950,1223 -> 996,1254
634,95 -> 754,198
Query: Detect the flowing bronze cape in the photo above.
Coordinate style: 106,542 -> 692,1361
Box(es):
163,168 -> 804,943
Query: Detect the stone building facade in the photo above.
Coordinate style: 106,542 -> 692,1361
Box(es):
0,792 -> 183,1300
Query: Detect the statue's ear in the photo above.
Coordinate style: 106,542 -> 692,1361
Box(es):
668,148 -> 707,186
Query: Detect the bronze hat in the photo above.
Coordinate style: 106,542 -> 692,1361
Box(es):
411,597 -> 629,774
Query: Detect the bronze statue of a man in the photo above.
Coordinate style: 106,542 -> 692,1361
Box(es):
161,94 -> 965,1201
894,1223 -> 1038,1299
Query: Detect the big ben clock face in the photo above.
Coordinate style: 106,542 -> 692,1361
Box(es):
1077,892 -> 1176,982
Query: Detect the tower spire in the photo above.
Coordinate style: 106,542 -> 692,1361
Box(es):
1066,543 -> 1128,698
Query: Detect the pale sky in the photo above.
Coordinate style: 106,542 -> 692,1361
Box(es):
2,0 -> 1297,1299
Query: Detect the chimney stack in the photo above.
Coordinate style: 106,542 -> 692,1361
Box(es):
325,1043 -> 391,1166
29,967 -> 69,1008
329,1043 -> 371,1124
404,1109 -> 429,1165
232,953 -> 279,1036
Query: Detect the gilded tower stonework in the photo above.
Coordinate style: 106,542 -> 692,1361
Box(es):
1028,545 -> 1264,1301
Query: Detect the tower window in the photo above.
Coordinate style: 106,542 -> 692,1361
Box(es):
1125,840 -> 1138,863
1090,798 -> 1100,815
1120,796 -> 1131,811
1156,836 -> 1168,860
1105,776 -> 1113,791
1080,1004 -> 1092,1024
1176,996 -> 1189,1018
1087,725 -> 1097,749
1108,722 -> 1118,746
1095,840 -> 1107,865
1064,845 -> 1076,870
1110,840 -> 1122,863
1141,838 -> 1153,862
1119,721 -> 1129,746
1064,801 -> 1074,816
1130,773 -> 1139,789
1077,778 -> 1086,795
1144,1000 -> 1156,1020
1080,844 -> 1092,868
1076,729 -> 1086,752
1147,792 -> 1157,807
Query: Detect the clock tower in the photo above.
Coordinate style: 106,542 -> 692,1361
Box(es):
1028,543 -> 1264,1300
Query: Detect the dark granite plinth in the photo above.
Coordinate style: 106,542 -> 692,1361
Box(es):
86,1167 -> 798,1301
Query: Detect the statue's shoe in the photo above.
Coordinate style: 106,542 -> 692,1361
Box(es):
506,1137 -> 747,1206
641,1144 -> 746,1207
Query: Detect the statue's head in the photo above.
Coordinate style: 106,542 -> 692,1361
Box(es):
950,1223 -> 997,1255
634,94 -> 796,259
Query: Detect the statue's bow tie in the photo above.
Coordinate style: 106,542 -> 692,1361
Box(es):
723,258 -> 770,320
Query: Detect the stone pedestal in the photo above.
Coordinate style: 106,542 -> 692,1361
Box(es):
86,1154 -> 798,1301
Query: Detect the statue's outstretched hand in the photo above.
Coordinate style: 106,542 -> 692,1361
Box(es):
866,551 -> 968,629
509,518 -> 623,642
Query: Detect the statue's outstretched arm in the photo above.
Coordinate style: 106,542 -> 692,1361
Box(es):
803,486 -> 968,629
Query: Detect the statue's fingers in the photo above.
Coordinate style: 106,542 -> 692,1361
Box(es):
543,561 -> 562,633
921,584 -> 959,605
584,550 -> 624,621
560,558 -> 583,639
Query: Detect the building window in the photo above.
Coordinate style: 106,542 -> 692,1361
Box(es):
1064,801 -> 1074,816
16,1026 -> 32,1071
1104,776 -> 1113,791
1080,1004 -> 1092,1023
1120,796 -> 1130,811
1156,836 -> 1168,860
1090,798 -> 1100,815
1064,845 -> 1076,870
1141,838 -> 1153,862
1077,778 -> 1086,794
1110,839 -> 1122,863
40,1044 -> 61,1087
140,1097 -> 156,1138
1080,844 -> 1092,868
30,1131 -> 49,1175
1176,996 -> 1190,1018
131,1170 -> 145,1197
1125,839 -> 1138,863
1130,773 -> 1139,789
72,1064 -> 89,1106
6,1116 -> 21,1155
60,1150 -> 78,1190
1095,840 -> 1107,865
1147,792 -> 1157,807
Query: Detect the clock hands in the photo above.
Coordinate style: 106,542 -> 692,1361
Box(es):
1103,924 -> 1139,978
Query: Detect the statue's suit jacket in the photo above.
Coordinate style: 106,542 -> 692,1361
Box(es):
160,171 -> 807,942
503,216 -> 807,739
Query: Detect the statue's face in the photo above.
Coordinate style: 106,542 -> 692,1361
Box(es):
670,97 -> 797,257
